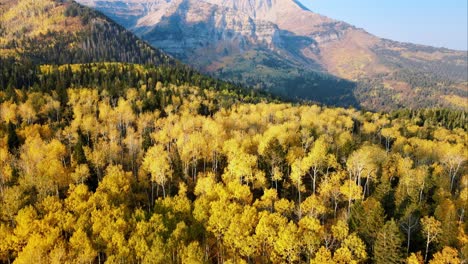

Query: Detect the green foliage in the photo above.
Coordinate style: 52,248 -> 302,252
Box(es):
373,220 -> 404,264
6,122 -> 20,153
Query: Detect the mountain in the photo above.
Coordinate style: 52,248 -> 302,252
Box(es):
0,0 -> 272,102
0,0 -> 172,65
75,0 -> 468,110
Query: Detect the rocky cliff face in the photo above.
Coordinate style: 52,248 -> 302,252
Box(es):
76,0 -> 324,70
76,0 -> 467,110
135,0 -> 283,57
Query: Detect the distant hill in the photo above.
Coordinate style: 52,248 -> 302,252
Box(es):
75,0 -> 468,110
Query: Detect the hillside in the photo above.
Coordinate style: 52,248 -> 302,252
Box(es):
0,60 -> 466,263
0,0 -> 171,65
76,0 -> 468,110
0,0 -> 270,99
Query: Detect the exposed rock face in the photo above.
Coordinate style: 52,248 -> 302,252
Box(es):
133,0 -> 283,58
75,0 -> 329,71
76,0 -> 467,109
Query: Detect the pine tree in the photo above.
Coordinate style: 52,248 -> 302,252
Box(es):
373,220 -> 404,264
6,122 -> 20,153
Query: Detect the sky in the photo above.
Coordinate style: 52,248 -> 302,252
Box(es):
300,0 -> 468,50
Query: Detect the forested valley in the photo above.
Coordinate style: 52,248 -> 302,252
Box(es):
0,62 -> 466,263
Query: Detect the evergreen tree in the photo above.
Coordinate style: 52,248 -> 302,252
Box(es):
73,139 -> 87,165
6,122 -> 20,153
373,220 -> 404,264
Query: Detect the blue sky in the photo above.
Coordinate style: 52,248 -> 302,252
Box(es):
300,0 -> 468,50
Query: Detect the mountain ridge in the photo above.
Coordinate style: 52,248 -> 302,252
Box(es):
72,0 -> 468,110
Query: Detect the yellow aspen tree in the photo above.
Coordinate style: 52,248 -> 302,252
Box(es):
0,101 -> 18,123
407,252 -> 425,264
274,198 -> 295,218
439,143 -> 466,192
12,206 -> 38,255
68,89 -> 99,140
255,211 -> 288,261
142,144 -> 173,199
19,136 -> 67,198
0,146 -> 13,197
1,186 -> 28,223
128,212 -> 166,262
94,165 -> 133,206
310,247 -> 334,264
429,247 -> 461,264
202,119 -> 226,174
83,143 -> 106,180
303,136 -> 329,194
340,179 -> 362,217
70,164 -> 90,185
421,216 -> 443,262
273,221 -> 300,263
346,145 -> 385,198
224,205 -> 259,259
0,223 -> 14,262
381,126 -> 400,152
18,100 -> 36,125
115,97 -> 135,133
319,171 -> 345,218
180,241 -> 204,264
456,182 -> 467,224
298,216 -> 323,261
123,127 -> 141,176
223,139 -> 257,185
290,158 -> 307,219
301,194 -> 327,218
253,188 -> 278,212
69,228 -> 98,263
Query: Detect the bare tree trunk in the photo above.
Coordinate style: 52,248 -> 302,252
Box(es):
450,162 -> 462,192
363,177 -> 370,199
334,198 -> 338,219
347,173 -> 352,218
298,180 -> 302,220
424,235 -> 430,262
407,228 -> 411,255
151,181 -> 155,207
312,168 -> 318,194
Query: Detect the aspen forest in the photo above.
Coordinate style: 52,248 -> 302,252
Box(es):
1,0 -> 467,263
0,62 -> 466,264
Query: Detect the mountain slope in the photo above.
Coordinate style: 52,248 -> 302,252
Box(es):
0,0 -> 172,65
1,0 -> 274,102
76,0 -> 468,110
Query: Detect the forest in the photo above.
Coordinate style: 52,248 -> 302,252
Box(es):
1,0 -> 467,263
0,62 -> 466,263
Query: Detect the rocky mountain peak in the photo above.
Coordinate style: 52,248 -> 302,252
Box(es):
203,0 -> 337,35
75,0 -> 467,110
